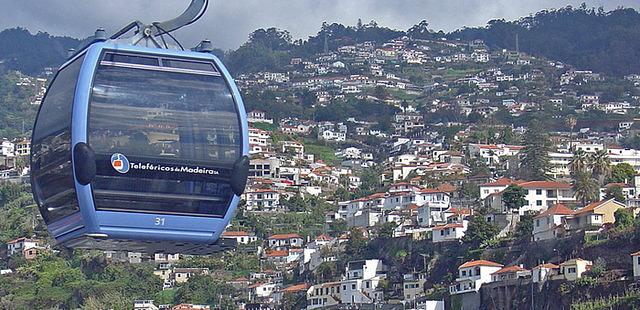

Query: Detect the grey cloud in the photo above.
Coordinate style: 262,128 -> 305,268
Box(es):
0,0 -> 638,50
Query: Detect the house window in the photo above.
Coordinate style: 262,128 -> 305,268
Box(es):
461,270 -> 467,276
352,284 -> 356,290
637,257 -> 640,265
536,219 -> 540,227
536,200 -> 543,206
568,267 -> 576,273
536,189 -> 542,195
366,282 -> 370,288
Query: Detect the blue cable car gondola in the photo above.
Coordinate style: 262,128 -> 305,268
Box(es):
30,0 -> 249,254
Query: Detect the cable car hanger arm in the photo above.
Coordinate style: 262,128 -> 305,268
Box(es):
110,0 -> 208,41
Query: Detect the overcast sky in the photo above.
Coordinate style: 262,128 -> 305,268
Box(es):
1,0 -> 639,50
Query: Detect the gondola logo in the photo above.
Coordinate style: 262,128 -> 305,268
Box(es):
111,153 -> 130,173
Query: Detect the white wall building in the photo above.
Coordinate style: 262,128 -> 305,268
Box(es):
450,260 -> 503,295
432,221 -> 467,243
532,203 -> 573,241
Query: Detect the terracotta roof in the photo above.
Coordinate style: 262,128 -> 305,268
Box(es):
315,234 -> 333,241
631,251 -> 640,256
535,263 -> 559,269
222,231 -> 251,237
446,208 -> 472,216
573,200 -> 609,215
265,250 -> 288,258
320,281 -> 341,288
560,258 -> 592,266
268,233 -> 302,240
248,282 -> 269,289
437,183 -> 457,193
518,181 -> 571,189
6,237 -> 35,244
283,283 -> 309,293
421,188 -> 448,194
459,260 -> 504,269
231,277 -> 249,282
248,189 -> 278,193
534,204 -> 573,219
479,178 -> 571,189
433,223 -> 465,230
480,178 -> 514,187
605,182 -> 632,188
492,265 -> 529,275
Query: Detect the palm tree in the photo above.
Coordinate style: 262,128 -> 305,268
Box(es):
565,116 -> 577,149
572,171 -> 600,206
570,149 -> 589,175
590,150 -> 611,184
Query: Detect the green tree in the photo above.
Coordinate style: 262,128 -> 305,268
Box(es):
345,227 -> 368,257
282,195 -> 306,212
462,213 -> 500,248
458,182 -> 480,200
613,208 -> 634,229
378,221 -> 397,238
502,185 -> 527,215
520,120 -> 552,180
500,126 -> 518,144
604,185 -> 626,203
572,171 -> 600,206
514,213 -> 534,242
314,261 -> 337,282
173,275 -> 235,308
590,150 -> 611,184
570,149 -> 589,175
609,163 -> 636,183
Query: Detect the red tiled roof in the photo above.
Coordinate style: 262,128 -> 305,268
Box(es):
573,200 -> 610,215
446,208 -> 472,216
315,234 -> 333,241
248,282 -> 268,289
459,260 -> 504,269
518,181 -> 571,189
479,178 -> 571,189
248,189 -> 278,193
222,231 -> 250,237
605,182 -> 632,188
631,251 -> 640,256
421,188 -> 447,194
535,204 -> 573,219
433,223 -> 464,230
492,265 -> 528,275
268,233 -> 302,240
535,263 -> 559,269
283,283 -> 309,293
437,183 -> 457,193
480,178 -> 515,187
265,250 -> 288,258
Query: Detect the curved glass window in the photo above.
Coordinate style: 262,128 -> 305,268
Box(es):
88,53 -> 241,217
31,55 -> 85,223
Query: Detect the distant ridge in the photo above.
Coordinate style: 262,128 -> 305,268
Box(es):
2,5 -> 640,76
0,28 -> 80,75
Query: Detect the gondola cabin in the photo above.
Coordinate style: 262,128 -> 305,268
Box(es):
30,42 -> 249,254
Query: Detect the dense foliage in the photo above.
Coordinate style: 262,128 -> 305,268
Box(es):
0,28 -> 79,75
450,5 -> 640,76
